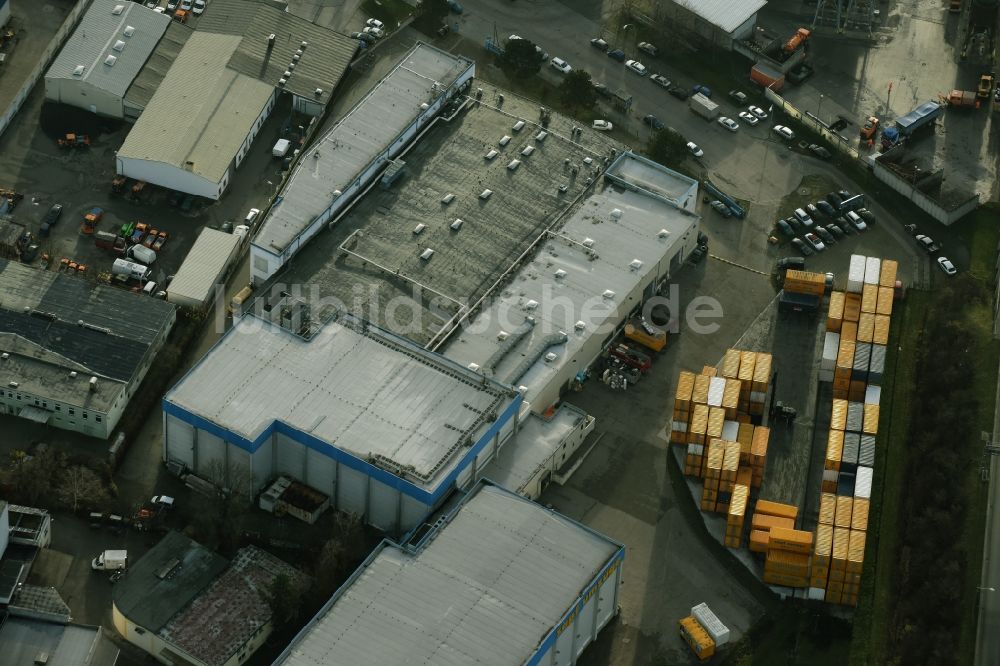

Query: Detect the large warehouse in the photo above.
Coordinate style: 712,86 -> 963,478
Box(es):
44,0 -> 172,119
275,481 -> 624,666
250,42 -> 475,284
657,0 -> 767,48
115,0 -> 357,199
0,259 -> 175,439
162,311 -> 521,533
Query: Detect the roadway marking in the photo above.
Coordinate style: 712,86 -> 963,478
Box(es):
708,254 -> 770,276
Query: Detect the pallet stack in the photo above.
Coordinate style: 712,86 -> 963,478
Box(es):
811,254 -> 896,605
725,484 -> 749,548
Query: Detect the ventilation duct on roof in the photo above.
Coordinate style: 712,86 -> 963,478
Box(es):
123,25 -> 135,37
112,4 -> 124,14
301,41 -> 308,48
112,40 -> 126,51
278,78 -> 286,86
104,55 -> 117,66
283,70 -> 292,78
72,65 -> 85,76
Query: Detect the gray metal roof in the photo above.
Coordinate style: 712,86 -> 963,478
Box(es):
0,617 -> 115,666
124,20 -> 192,112
46,0 -> 170,98
166,227 -> 240,306
673,0 -> 767,33
166,313 -> 513,490
195,0 -> 357,103
254,43 -> 474,256
116,32 -> 275,185
112,531 -> 228,633
276,483 -> 621,666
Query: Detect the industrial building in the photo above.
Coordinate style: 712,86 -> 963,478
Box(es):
115,0 -> 357,199
123,20 -> 192,122
165,227 -> 241,309
44,0 -> 172,119
276,481 -> 624,666
0,615 -> 119,665
0,259 -> 175,439
113,531 -> 305,666
162,311 -> 521,533
654,0 -> 767,49
250,42 -> 475,284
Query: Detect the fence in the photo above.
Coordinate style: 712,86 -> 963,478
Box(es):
0,0 -> 91,139
763,86 -> 861,161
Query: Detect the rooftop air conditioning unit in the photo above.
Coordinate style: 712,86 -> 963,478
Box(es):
301,41 -> 308,48
479,189 -> 493,200
73,65 -> 85,76
413,223 -> 426,235
293,53 -> 301,62
544,352 -> 558,362
574,320 -> 586,331
113,40 -> 126,52
582,238 -> 595,248
610,208 -> 623,220
420,248 -> 435,261
89,376 -> 98,392
524,300 -> 538,311
630,259 -> 643,270
104,55 -> 118,66
283,70 -> 292,78
602,290 -> 616,300
69,371 -> 77,378
450,218 -> 463,231
0,353 -> 7,360
554,269 -> 567,279
658,228 -> 670,238
278,78 -> 286,86
315,88 -> 323,97
497,331 -> 509,341
8,381 -> 18,388
123,25 -> 135,37
468,363 -> 480,372
288,63 -> 296,71
112,4 -> 124,15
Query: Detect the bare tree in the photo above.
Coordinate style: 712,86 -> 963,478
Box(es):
9,447 -> 65,507
56,465 -> 108,512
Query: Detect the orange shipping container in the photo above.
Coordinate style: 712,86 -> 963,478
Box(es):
690,404 -> 709,438
722,348 -> 741,378
864,403 -> 880,434
878,259 -> 898,288
841,320 -> 858,342
693,374 -> 711,404
736,466 -> 753,488
832,527 -> 850,567
827,290 -> 845,327
767,527 -> 814,554
837,339 -> 856,370
818,493 -> 837,525
676,371 -> 695,403
722,441 -> 741,480
873,315 -> 891,345
762,571 -> 809,587
751,513 -> 795,532
784,270 -> 827,296
707,407 -> 725,438
844,293 -> 862,322
729,484 -> 750,519
814,523 -> 834,563
754,499 -> 799,521
857,313 -> 875,343
705,439 -> 725,478
749,529 -> 770,553
831,399 -> 848,430
764,549 -> 811,570
751,426 -> 770,461
851,498 -> 870,532
701,365 -> 717,377
847,530 -> 867,573
861,284 -> 878,314
835,496 -> 854,528
752,353 -> 772,389
876,286 -> 894,316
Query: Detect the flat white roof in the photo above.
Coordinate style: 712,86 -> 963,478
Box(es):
166,227 -> 240,306
117,32 -> 275,185
276,483 -> 621,666
254,42 -> 473,256
673,0 -> 767,34
443,158 -> 698,406
165,313 -> 513,489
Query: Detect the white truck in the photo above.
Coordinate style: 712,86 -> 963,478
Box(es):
689,93 -> 720,120
91,550 -> 128,571
127,244 -> 156,265
112,258 -> 151,282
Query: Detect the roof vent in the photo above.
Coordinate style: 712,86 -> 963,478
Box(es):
69,371 -> 77,378
420,248 -> 435,261
630,259 -> 643,270
525,299 -> 539,310
535,130 -> 548,142
104,55 -> 118,67
582,238 -> 595,248
520,145 -> 535,157
420,102 -> 429,110
332,189 -> 341,197
413,223 -> 426,235
610,208 -> 623,220
658,228 -> 670,238
507,159 -> 521,171
315,88 -> 323,97
583,156 -> 594,165
450,218 -> 463,231
544,352 -> 558,362
288,62 -> 296,71
441,193 -> 455,204
72,65 -> 85,76
267,33 -> 276,47
89,376 -> 98,392
113,40 -> 126,52
278,78 -> 287,86
123,25 -> 135,37
602,289 -> 616,300
479,189 -> 493,200
300,41 -> 308,49
0,353 -> 7,360
293,54 -> 301,63
574,320 -> 586,331
554,269 -> 567,279
497,331 -> 509,341
283,70 -> 292,77
112,4 -> 124,14
485,149 -> 499,160
467,362 -> 480,372
8,381 -> 17,388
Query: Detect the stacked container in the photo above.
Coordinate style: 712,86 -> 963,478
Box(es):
750,426 -> 769,488
763,525 -> 814,587
702,439 -> 724,511
737,422 -> 754,464
725,484 -> 749,548
738,351 -> 756,413
672,371 -> 696,443
826,527 -> 851,603
678,616 -> 715,662
847,254 -> 866,293
827,291 -> 845,333
843,530 -> 867,606
750,353 -> 772,416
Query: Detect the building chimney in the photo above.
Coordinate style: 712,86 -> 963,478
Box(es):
267,33 -> 276,49
89,376 -> 98,392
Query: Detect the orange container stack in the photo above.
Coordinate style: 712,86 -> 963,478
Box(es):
702,439 -> 724,512
671,370 -> 695,443
725,484 -> 749,548
750,426 -> 769,488
749,353 -> 772,416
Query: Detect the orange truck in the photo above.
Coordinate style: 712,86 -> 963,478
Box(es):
947,89 -> 978,108
80,207 -> 103,234
860,116 -> 879,139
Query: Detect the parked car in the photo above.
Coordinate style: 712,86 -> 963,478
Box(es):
737,111 -> 759,126
786,216 -> 803,231
729,90 -> 748,104
192,0 -> 205,14
816,200 -> 836,217
710,200 -> 732,217
748,105 -> 768,119
550,57 -> 572,73
915,234 -> 940,253
806,203 -> 820,219
809,144 -> 833,159
791,237 -> 814,256
351,31 -> 376,44
717,116 -> 739,132
826,192 -> 844,208
937,256 -> 957,275
637,41 -> 658,56
245,208 -> 261,227
166,0 -> 178,10
793,208 -> 813,227
593,82 -> 612,98
834,216 -> 856,235
776,256 -> 806,271
775,219 -> 795,237
804,232 -> 826,251
41,203 -> 63,227
814,226 -> 836,245
592,119 -> 613,131
668,86 -> 689,100
856,208 -> 876,224
772,125 -> 795,140
687,141 -> 704,157
363,26 -> 384,39
825,223 -> 845,239
607,49 -> 626,62
625,59 -> 647,75
643,114 -> 664,130
180,0 -> 192,10
845,210 -> 867,231
650,73 -> 671,89
591,37 -> 609,50
365,18 -> 384,29
693,84 -> 712,97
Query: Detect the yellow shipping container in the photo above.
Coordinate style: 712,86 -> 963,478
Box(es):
847,530 -> 867,573
679,616 -> 715,662
826,430 -> 844,471
692,374 -> 711,405
765,549 -> 811,570
707,407 -> 725,438
675,371 -> 695,405
739,351 -> 757,382
876,286 -> 894,316
818,494 -> 837,526
729,484 -> 750,520
873,314 -> 891,346
827,291 -> 846,331
701,365 -> 717,377
785,269 -> 828,296
835,496 -> 854,529
751,426 -> 770,463
754,500 -> 799,521
722,441 -> 740,481
815,524 -> 834,564
841,320 -> 859,343
879,259 -> 898,288
752,352 -> 772,390
722,349 -> 741,379
864,403 -> 880,434
768,527 -> 814,554
861,283 -> 878,314
832,527 -> 850,569
705,439 -> 725,478
851,498 -> 870,532
625,321 -> 667,352
749,529 -> 770,553
857,313 -> 875,343
837,338 -> 857,370
751,513 -> 795,532
690,404 -> 709,436
831,399 -> 848,431
722,379 -> 741,416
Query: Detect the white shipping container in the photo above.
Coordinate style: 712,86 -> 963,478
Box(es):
691,603 -> 730,647
707,377 -> 726,407
750,390 -> 767,403
823,469 -> 839,483
846,402 -> 865,432
722,420 -> 739,441
848,254 -> 866,293
855,466 -> 873,499
822,332 -> 840,371
672,421 -> 688,433
808,587 -> 826,601
863,256 -> 881,285
865,385 -> 881,405
687,443 -> 704,456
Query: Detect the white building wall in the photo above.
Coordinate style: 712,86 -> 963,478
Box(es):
196,431 -> 225,477
336,466 -> 368,516
368,482 -> 401,533
116,156 -> 228,200
304,448 -> 337,498
274,431 -> 305,477
400,494 -> 430,531
0,385 -> 115,438
164,413 -> 196,467
44,77 -> 124,118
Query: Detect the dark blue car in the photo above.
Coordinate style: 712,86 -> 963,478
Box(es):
692,84 -> 712,98
607,49 -> 626,62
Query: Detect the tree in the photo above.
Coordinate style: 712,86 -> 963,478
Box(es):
413,0 -> 449,35
646,128 -> 688,170
501,38 -> 541,77
262,573 -> 304,628
56,465 -> 108,512
559,70 -> 596,110
9,447 -> 64,506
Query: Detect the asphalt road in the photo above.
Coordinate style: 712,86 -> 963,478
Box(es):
975,358 -> 1000,666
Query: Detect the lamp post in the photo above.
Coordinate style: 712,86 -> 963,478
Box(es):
818,94 -> 825,123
